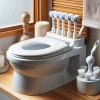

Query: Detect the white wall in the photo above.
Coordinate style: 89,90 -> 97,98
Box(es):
0,0 -> 32,28
0,32 -> 34,60
0,34 -> 21,56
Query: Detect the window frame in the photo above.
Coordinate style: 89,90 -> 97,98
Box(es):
0,0 -> 48,38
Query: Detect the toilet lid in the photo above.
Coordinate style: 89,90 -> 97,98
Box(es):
8,37 -> 73,57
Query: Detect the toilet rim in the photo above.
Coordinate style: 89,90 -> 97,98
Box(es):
7,46 -> 72,60
8,37 -> 73,57
7,49 -> 69,65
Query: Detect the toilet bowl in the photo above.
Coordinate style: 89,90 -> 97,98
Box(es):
7,33 -> 86,95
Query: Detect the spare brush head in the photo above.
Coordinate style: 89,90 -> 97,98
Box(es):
59,12 -> 66,19
65,13 -> 73,20
71,15 -> 79,22
54,12 -> 61,18
49,11 -> 56,17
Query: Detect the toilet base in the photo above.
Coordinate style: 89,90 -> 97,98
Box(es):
12,69 -> 76,95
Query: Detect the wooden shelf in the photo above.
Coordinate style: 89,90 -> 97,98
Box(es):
0,65 -> 100,100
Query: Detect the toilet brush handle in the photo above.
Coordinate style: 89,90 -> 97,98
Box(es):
91,40 -> 99,56
51,17 -> 55,33
77,26 -> 85,38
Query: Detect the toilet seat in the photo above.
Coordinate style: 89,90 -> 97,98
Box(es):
8,37 -> 73,59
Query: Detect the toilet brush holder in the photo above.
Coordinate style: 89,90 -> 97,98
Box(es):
46,32 -> 85,47
77,40 -> 100,95
77,76 -> 100,95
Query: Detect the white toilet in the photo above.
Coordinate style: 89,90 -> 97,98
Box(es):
7,32 -> 86,95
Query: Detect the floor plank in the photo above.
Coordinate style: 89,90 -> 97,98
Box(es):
0,66 -> 100,100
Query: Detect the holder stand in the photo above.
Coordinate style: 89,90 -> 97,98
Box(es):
77,76 -> 100,95
47,32 -> 85,47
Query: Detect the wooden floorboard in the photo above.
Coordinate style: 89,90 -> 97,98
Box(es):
0,66 -> 100,100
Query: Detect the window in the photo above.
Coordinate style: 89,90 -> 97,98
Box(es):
0,0 -> 48,38
0,0 -> 33,28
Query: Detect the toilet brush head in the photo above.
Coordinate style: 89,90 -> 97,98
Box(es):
71,15 -> 79,22
59,12 -> 66,19
54,12 -> 61,18
65,13 -> 73,20
49,11 -> 56,18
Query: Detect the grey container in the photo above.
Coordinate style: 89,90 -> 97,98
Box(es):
77,76 -> 100,95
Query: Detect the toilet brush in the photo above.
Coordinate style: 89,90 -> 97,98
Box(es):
49,11 -> 56,33
65,13 -> 73,38
19,12 -> 31,42
86,40 -> 99,76
54,12 -> 61,35
77,26 -> 85,38
71,15 -> 79,39
59,12 -> 66,36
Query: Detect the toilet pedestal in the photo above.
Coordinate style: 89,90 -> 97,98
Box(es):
13,69 -> 76,95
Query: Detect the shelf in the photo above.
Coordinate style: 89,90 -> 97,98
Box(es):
0,65 -> 99,100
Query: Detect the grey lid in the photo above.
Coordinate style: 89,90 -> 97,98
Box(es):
8,37 -> 72,57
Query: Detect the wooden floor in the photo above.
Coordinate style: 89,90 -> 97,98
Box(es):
0,66 -> 100,100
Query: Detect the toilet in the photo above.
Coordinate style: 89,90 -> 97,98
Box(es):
7,32 -> 86,95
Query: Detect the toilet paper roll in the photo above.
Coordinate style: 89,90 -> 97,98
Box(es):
35,21 -> 50,37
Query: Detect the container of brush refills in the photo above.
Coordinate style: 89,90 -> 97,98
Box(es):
77,76 -> 100,95
35,21 -> 50,37
77,67 -> 100,95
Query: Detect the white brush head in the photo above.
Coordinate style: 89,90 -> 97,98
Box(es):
54,12 -> 61,18
49,11 -> 56,17
65,13 -> 73,20
71,15 -> 79,22
59,12 -> 66,19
